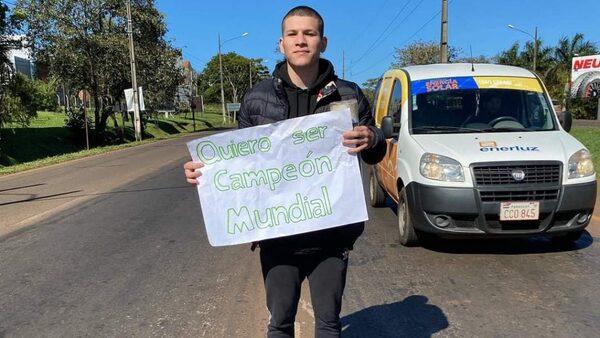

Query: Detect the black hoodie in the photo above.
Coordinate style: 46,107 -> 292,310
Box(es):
273,59 -> 336,118
238,58 -> 387,254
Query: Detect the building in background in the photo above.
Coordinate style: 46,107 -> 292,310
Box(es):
174,59 -> 199,111
6,35 -> 36,80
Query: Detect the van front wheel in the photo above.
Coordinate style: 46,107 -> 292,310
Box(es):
398,187 -> 419,246
369,169 -> 387,207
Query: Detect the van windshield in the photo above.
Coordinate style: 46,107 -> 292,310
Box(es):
411,88 -> 557,134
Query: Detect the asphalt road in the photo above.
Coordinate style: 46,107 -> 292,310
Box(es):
1,133 -> 600,337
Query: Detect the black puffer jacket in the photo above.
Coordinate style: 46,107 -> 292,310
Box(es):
238,59 -> 386,253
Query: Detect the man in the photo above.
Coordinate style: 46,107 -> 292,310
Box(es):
484,95 -> 502,115
184,6 -> 386,337
466,93 -> 505,126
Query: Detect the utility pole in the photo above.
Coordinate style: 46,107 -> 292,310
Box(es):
440,0 -> 449,63
218,33 -> 227,123
533,26 -> 538,72
126,0 -> 142,141
342,50 -> 345,79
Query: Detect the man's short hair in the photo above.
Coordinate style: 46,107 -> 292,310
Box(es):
281,6 -> 324,37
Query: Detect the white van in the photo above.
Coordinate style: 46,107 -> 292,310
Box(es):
369,63 -> 597,246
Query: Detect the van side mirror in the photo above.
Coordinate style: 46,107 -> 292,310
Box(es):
381,116 -> 397,138
559,111 -> 572,132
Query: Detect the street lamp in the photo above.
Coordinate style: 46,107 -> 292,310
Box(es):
508,24 -> 538,72
219,32 -> 248,123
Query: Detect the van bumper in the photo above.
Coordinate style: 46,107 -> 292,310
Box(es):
405,181 -> 597,236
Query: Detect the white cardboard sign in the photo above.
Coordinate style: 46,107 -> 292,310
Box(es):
186,109 -> 368,246
124,87 -> 145,111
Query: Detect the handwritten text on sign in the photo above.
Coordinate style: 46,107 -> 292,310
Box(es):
186,109 -> 368,246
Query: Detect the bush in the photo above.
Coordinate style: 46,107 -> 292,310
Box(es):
65,106 -> 93,131
566,97 -> 599,119
0,75 -> 58,128
0,74 -> 38,128
31,78 -> 59,112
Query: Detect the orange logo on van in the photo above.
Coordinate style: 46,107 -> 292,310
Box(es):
479,141 -> 497,147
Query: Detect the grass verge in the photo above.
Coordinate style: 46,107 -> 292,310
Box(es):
0,104 -> 235,175
2,113 -> 599,177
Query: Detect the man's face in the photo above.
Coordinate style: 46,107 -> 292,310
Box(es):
279,15 -> 327,68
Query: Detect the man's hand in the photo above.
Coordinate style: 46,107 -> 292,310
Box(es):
184,161 -> 204,185
342,125 -> 374,154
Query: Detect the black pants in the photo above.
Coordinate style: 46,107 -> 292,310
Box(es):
260,248 -> 349,338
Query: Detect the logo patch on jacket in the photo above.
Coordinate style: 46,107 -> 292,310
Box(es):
317,81 -> 337,103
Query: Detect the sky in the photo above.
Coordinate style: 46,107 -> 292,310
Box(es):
156,0 -> 599,86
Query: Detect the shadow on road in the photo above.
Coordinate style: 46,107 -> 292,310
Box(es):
0,190 -> 82,206
0,183 -> 46,193
341,295 -> 449,338
383,196 -> 594,255
0,186 -> 190,206
419,231 -> 594,255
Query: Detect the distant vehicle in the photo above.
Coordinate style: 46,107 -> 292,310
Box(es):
369,63 -> 597,246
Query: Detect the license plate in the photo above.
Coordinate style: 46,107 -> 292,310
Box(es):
500,201 -> 539,221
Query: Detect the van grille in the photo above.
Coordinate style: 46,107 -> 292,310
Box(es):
472,163 -> 561,186
480,189 -> 560,202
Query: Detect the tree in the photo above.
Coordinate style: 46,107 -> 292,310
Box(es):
361,77 -> 380,105
0,3 -> 37,138
495,42 -> 524,67
198,53 -> 269,103
16,0 -> 181,133
546,34 -> 598,100
495,40 -> 554,81
391,40 -> 460,67
454,55 -> 491,64
496,34 -> 599,101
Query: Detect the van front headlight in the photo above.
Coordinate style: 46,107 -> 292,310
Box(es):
568,149 -> 595,179
419,153 -> 464,182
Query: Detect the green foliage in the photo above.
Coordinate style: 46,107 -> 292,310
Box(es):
65,106 -> 93,131
566,97 -> 599,120
31,78 -> 60,112
361,78 -> 380,105
391,40 -> 460,67
198,53 -> 269,103
0,3 -> 30,131
0,75 -> 60,131
0,74 -> 39,127
495,33 -> 599,104
0,105 -> 229,170
16,0 -> 182,133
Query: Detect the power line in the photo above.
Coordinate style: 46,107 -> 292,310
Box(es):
183,52 -> 207,66
348,0 -> 427,74
374,0 -> 427,56
350,0 -> 413,67
351,1 -> 447,77
400,5 -> 445,46
351,0 -> 392,44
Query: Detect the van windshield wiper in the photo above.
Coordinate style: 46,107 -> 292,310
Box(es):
480,127 -> 532,132
412,126 -> 482,133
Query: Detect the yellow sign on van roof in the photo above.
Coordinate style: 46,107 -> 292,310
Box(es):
474,77 -> 543,92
